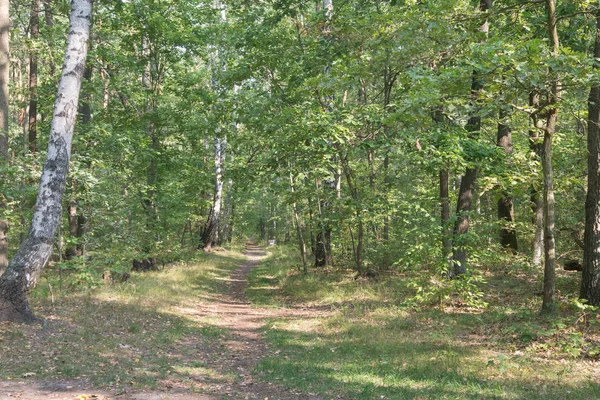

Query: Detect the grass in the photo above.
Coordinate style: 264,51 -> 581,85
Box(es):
0,248 -> 244,392
247,246 -> 600,400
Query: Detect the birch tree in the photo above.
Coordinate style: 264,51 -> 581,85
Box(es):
200,2 -> 227,252
0,0 -> 92,322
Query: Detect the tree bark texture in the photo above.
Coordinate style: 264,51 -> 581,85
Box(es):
541,0 -> 559,313
0,0 -> 9,275
581,9 -> 600,306
0,0 -> 92,322
28,0 -> 40,153
450,0 -> 490,277
497,108 -> 518,252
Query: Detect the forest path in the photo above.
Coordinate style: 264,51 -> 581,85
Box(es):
187,243 -> 321,399
0,244 -> 321,400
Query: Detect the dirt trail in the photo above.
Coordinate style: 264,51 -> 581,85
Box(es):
0,245 -> 323,400
189,244 -> 321,400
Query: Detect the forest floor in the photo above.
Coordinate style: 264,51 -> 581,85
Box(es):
0,244 -> 324,399
1,244 -> 600,399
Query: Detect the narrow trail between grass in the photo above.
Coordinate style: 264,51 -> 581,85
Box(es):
0,244 -> 323,400
190,243 -> 322,400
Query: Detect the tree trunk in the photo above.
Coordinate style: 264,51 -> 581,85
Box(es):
451,167 -> 477,276
290,173 -> 308,273
440,168 -> 451,265
340,154 -> 364,274
314,177 -> 333,268
140,38 -> 159,269
0,0 -> 92,323
0,0 -> 8,276
28,0 -> 40,153
314,0 -> 335,267
580,9 -> 600,306
43,0 -> 55,76
529,91 -> 544,266
449,0 -> 491,277
65,200 -> 78,259
497,107 -> 518,252
541,0 -> 560,313
201,136 -> 225,252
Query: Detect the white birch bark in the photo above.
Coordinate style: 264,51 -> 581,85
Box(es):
201,1 -> 227,251
0,0 -> 92,322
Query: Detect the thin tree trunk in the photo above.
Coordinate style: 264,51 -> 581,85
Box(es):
0,0 -> 92,322
440,169 -> 451,265
201,136 -> 225,252
449,0 -> 491,277
0,0 -> 9,275
497,107 -> 518,252
43,0 -> 55,76
529,91 -> 544,266
290,173 -> 308,272
541,0 -> 560,313
140,37 -> 159,269
340,154 -> 364,275
581,9 -> 600,306
383,154 -> 390,240
314,179 -> 332,268
28,0 -> 40,153
314,0 -> 335,267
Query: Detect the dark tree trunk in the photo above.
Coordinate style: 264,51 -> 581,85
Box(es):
440,169 -> 451,264
497,108 -> 518,252
314,179 -> 333,268
43,0 -> 55,76
449,0 -> 491,277
28,0 -> 39,153
451,167 -> 477,276
0,0 -> 92,323
581,9 -> 600,306
65,200 -> 78,259
314,227 -> 332,268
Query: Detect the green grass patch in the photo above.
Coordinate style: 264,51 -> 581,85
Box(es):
248,246 -> 600,400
